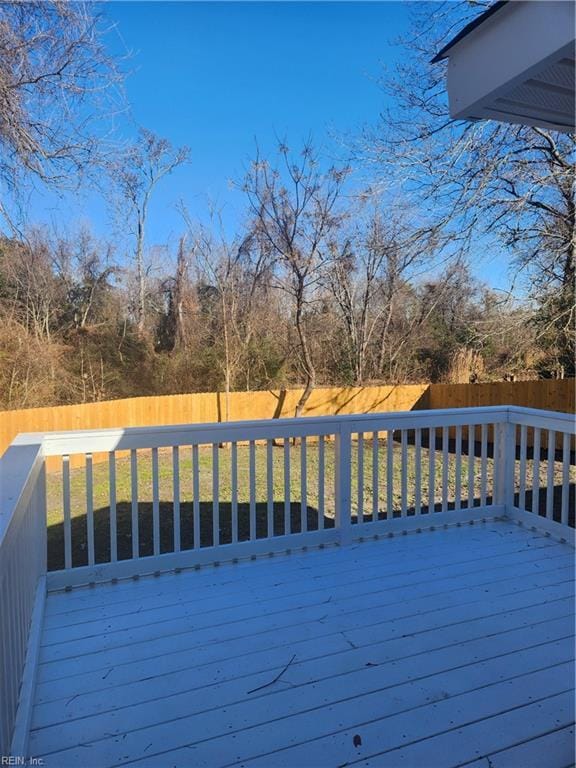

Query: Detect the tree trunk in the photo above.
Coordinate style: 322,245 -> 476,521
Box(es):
222,291 -> 232,423
136,216 -> 146,334
293,287 -> 315,418
172,236 -> 188,351
294,372 -> 315,419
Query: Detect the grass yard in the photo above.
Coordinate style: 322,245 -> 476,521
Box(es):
45,436 -> 572,571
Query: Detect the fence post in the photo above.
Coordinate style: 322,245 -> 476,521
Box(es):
495,417 -> 515,515
334,425 -> 352,546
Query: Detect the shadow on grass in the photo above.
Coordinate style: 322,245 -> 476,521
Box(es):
46,494 -> 500,572
47,501 -> 335,571
47,486 -> 574,572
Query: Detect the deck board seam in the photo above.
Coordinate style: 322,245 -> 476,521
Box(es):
454,724 -> 576,767
338,690 -> 575,768
43,532 -> 561,617
36,576 -> 575,668
40,557 -> 575,650
36,578 -> 575,680
30,634 -> 575,733
220,690 -> 575,768
39,547 -> 575,653
40,546 -> 573,638
31,598 -> 572,704
41,525 -> 556,612
39,563 -> 575,652
34,669 -> 574,765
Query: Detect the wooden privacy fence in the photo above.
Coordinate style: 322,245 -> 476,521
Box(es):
0,379 -> 573,470
428,380 -> 575,412
429,380 -> 575,449
0,385 -> 427,470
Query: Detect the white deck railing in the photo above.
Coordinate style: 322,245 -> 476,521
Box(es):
0,404 -> 574,755
0,443 -> 46,756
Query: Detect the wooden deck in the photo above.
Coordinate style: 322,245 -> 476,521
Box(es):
29,520 -> 574,768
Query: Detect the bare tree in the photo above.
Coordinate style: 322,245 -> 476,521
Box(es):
356,1 -> 575,375
0,1 -> 123,229
53,228 -> 117,332
325,203 -> 427,385
0,230 -> 61,340
111,129 -> 189,333
171,235 -> 191,352
185,209 -> 270,420
241,141 -> 350,416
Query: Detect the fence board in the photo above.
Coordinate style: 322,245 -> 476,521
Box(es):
0,380 -> 572,472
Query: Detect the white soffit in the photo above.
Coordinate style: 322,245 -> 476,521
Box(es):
435,1 -> 575,132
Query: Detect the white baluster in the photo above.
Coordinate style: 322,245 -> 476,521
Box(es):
546,430 -> 555,519
86,453 -> 95,566
231,441 -> 238,543
249,440 -> 256,540
300,437 -> 307,533
266,439 -> 273,538
192,444 -> 200,549
62,455 -> 72,570
130,449 -> 139,558
401,429 -> 408,516
212,444 -> 220,547
561,432 -> 570,526
152,447 -> 160,556
480,424 -> 488,507
386,429 -> 393,518
429,427 -> 436,513
172,446 -> 181,552
468,425 -> 475,509
284,438 -> 291,535
373,431 -> 380,521
318,435 -> 325,530
455,425 -> 462,511
109,451 -> 117,563
357,432 -> 364,525
519,424 -> 527,511
441,427 -> 449,513
414,428 -> 422,516
532,428 -> 541,515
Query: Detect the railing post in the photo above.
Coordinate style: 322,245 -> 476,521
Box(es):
334,425 -> 352,546
495,417 -> 515,515
37,459 -> 47,576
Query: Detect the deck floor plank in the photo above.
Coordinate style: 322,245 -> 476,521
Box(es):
42,525 -> 561,618
30,621 -> 574,753
115,676 -> 576,768
40,541 -> 570,645
32,579 -> 574,722
37,560 -> 572,702
29,521 -> 575,768
35,564 -> 574,687
38,555 -> 575,663
459,725 -> 576,768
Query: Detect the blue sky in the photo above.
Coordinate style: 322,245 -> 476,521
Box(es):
25,1 -> 510,289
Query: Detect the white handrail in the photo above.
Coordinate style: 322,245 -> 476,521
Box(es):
0,443 -> 46,756
12,405 -> 514,455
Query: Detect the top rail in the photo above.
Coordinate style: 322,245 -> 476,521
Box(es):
506,405 -> 576,433
14,404 -> 574,456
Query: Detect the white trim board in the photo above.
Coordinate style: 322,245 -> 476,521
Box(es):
505,507 -> 575,547
10,576 -> 46,758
